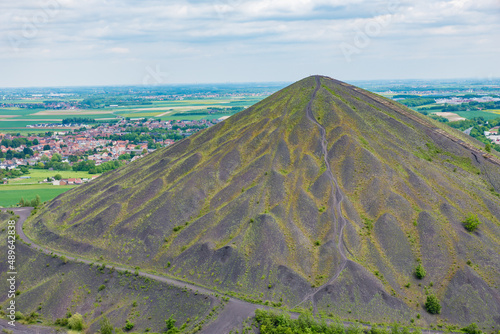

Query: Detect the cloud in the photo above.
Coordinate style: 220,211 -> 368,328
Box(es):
0,0 -> 499,86
107,47 -> 130,54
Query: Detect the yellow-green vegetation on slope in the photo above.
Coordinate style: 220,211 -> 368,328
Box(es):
25,76 -> 500,329
0,215 -> 217,333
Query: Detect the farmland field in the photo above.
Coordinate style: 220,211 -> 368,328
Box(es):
0,184 -> 77,207
0,96 -> 267,132
7,169 -> 96,184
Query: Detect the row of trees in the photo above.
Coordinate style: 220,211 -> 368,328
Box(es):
255,310 -> 488,334
0,147 -> 34,160
399,98 -> 436,107
62,117 -> 97,124
1,137 -> 39,148
19,195 -> 41,207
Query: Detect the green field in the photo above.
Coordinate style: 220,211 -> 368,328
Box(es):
0,184 -> 76,207
455,110 -> 500,120
0,97 -> 265,131
0,170 -> 94,206
7,169 -> 95,184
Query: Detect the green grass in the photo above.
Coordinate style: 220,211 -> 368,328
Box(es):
0,120 -> 58,128
7,169 -> 94,184
0,184 -> 76,207
455,110 -> 500,120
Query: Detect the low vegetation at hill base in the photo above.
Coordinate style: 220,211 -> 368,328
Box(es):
248,310 -> 495,334
24,76 -> 500,330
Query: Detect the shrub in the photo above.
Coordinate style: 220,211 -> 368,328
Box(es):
463,214 -> 481,232
166,315 -> 177,330
485,143 -> 491,153
25,312 -> 39,324
415,263 -> 426,279
100,316 -> 113,334
68,313 -> 84,331
461,323 -> 482,334
370,326 -> 390,334
55,318 -> 68,326
124,319 -> 134,331
98,284 -> 106,291
424,294 -> 441,314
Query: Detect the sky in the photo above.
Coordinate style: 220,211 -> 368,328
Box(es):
1,0 -> 499,87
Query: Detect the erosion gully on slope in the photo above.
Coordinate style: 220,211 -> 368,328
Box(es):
295,76 -> 350,313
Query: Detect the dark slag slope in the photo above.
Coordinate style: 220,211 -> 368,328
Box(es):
27,76 -> 500,327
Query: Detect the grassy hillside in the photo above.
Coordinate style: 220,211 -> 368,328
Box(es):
25,76 -> 500,329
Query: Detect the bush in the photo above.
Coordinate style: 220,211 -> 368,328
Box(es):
98,284 -> 106,291
415,263 -> 426,279
461,323 -> 482,334
424,294 -> 441,314
100,316 -> 113,334
124,320 -> 134,331
68,313 -> 84,331
463,214 -> 481,232
165,315 -> 181,333
55,318 -> 68,326
370,326 -> 390,334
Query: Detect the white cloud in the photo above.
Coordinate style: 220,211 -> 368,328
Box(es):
0,0 -> 498,86
107,47 -> 130,54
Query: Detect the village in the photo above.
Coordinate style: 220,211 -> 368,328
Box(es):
0,117 -> 221,173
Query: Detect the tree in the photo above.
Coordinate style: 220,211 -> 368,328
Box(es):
23,147 -> 34,156
485,143 -> 492,153
415,263 -> 426,279
33,139 -> 39,145
30,195 -> 41,207
424,294 -> 441,314
463,213 -> 481,232
51,153 -> 62,162
43,144 -> 51,151
68,313 -> 84,331
68,155 -> 79,163
54,174 -> 62,180
100,316 -> 114,334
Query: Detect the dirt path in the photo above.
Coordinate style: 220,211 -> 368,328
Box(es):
2,207 -> 268,333
296,76 -> 349,312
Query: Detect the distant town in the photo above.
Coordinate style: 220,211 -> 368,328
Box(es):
0,117 -> 225,179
